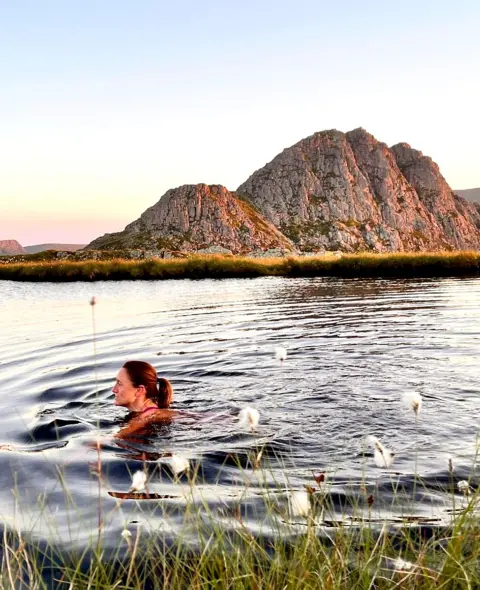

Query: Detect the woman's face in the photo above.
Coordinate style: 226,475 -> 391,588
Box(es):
112,368 -> 140,408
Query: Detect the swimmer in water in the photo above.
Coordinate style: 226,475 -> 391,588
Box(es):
113,360 -> 176,439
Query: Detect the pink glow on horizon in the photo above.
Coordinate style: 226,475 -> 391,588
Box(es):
0,217 -> 129,246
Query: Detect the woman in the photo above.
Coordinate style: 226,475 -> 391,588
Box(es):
2,362 -> 177,453
113,361 -> 173,412
113,361 -> 176,439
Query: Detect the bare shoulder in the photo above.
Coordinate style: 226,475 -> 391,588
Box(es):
149,408 -> 180,421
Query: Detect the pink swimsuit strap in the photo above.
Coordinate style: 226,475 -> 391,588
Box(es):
141,406 -> 158,414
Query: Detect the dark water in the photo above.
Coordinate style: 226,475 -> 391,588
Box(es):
0,276 -> 479,552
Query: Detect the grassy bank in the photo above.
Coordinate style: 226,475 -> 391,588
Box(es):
2,460 -> 480,589
0,251 -> 479,282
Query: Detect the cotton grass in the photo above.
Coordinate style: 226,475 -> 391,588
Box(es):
130,470 -> 147,493
238,407 -> 260,431
289,490 -> 311,517
167,454 -> 190,477
275,346 -> 287,362
366,435 -> 395,468
402,391 -> 422,418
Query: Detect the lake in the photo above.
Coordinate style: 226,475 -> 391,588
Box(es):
0,276 -> 479,554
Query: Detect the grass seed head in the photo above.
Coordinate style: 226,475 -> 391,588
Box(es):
238,407 -> 260,431
169,454 -> 190,476
402,391 -> 422,418
289,490 -> 311,517
275,346 -> 287,362
130,470 -> 147,492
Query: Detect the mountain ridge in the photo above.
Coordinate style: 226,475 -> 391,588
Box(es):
84,127 -> 480,253
24,244 -> 86,254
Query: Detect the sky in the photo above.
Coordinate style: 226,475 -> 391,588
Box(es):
1,0 -> 479,245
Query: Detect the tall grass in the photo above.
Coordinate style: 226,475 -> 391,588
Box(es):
0,251 -> 479,282
1,448 -> 480,589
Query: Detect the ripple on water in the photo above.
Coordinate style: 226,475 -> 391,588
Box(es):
0,276 -> 479,548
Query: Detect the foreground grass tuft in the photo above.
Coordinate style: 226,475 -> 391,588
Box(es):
3,480 -> 480,589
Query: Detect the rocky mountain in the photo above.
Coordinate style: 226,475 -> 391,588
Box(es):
0,240 -> 26,255
86,184 -> 293,254
24,243 -> 86,254
237,128 -> 480,252
86,128 -> 480,254
455,188 -> 480,204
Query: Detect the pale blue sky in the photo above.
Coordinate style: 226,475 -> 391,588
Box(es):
1,0 -> 479,244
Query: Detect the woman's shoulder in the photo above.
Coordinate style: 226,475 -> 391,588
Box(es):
138,407 -> 181,422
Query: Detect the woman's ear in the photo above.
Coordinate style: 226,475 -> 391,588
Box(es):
136,384 -> 146,398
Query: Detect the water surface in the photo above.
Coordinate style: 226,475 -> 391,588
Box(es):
0,276 -> 479,550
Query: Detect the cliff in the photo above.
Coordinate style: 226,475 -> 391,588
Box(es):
237,128 -> 480,252
86,184 -> 293,254
0,240 -> 26,255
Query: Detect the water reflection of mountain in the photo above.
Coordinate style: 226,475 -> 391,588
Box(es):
271,277 -> 443,302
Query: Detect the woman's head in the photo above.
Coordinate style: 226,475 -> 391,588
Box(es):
112,361 -> 173,410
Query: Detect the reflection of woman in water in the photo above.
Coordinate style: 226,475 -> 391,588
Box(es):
113,361 -> 176,440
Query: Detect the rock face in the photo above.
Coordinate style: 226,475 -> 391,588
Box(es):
86,129 -> 480,253
86,184 -> 293,254
237,128 -> 480,251
0,240 -> 26,255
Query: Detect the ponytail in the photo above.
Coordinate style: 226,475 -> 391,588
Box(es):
156,377 -> 173,408
122,361 -> 174,408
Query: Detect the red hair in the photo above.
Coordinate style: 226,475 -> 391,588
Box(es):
122,361 -> 173,408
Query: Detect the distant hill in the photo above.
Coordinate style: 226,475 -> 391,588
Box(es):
0,240 -> 26,255
24,243 -> 86,254
455,188 -> 480,204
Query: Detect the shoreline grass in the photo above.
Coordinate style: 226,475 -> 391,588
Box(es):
0,251 -> 479,282
2,459 -> 480,589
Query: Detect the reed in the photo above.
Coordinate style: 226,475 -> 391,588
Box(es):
1,449 -> 480,589
0,251 -> 479,282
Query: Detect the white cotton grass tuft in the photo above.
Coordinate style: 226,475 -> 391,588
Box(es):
275,346 -> 287,362
366,435 -> 395,468
458,480 -> 470,495
238,407 -> 260,431
121,529 -> 132,540
392,557 -> 414,571
168,454 -> 190,476
374,447 -> 395,468
402,392 -> 422,418
130,470 -> 147,492
366,435 -> 382,449
289,490 -> 311,517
